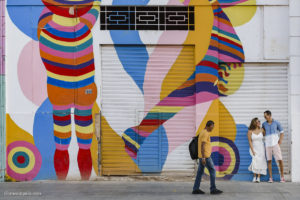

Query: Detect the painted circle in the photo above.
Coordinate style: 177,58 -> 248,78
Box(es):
211,151 -> 224,166
205,137 -> 240,180
12,151 -> 30,168
8,147 -> 36,174
6,141 -> 42,181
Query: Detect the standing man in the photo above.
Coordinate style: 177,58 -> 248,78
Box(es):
192,120 -> 223,195
262,110 -> 285,183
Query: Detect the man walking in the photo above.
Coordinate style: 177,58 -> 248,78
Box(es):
263,110 -> 285,183
192,120 -> 223,195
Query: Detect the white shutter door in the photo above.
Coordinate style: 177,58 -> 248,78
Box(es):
101,45 -> 195,175
220,63 -> 290,175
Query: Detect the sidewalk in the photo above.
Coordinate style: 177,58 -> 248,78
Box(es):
0,179 -> 299,200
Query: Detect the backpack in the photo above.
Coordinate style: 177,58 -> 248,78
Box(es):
189,136 -> 199,160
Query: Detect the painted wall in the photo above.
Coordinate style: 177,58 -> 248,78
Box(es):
4,0 -> 291,181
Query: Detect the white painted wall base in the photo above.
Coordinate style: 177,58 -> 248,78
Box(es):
290,0 -> 300,183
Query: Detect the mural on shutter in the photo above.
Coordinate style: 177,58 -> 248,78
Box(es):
5,0 -> 289,182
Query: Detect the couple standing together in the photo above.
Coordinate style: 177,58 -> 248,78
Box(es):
248,110 -> 285,183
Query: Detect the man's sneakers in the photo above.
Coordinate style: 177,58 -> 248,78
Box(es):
268,177 -> 286,183
210,189 -> 223,195
268,178 -> 273,183
192,189 -> 223,195
192,189 -> 205,194
280,177 -> 286,183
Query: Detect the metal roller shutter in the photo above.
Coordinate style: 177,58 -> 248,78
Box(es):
100,45 -> 195,175
220,63 -> 290,177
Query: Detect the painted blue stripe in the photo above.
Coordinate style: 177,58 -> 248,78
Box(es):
74,109 -> 92,117
211,36 -> 243,53
196,66 -> 219,77
47,76 -> 94,89
88,8 -> 100,18
113,0 -> 149,5
54,136 -> 71,145
122,138 -> 138,153
45,24 -> 90,39
213,7 -> 222,14
144,112 -> 177,120
53,109 -> 71,116
168,85 -> 195,97
75,119 -> 93,127
54,119 -> 71,126
124,128 -> 146,144
77,137 -> 92,144
203,55 -> 219,64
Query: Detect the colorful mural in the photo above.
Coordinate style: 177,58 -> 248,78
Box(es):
6,0 -> 283,181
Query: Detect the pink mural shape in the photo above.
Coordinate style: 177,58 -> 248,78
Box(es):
17,40 -> 47,106
143,31 -> 188,111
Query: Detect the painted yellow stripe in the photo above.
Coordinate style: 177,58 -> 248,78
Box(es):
75,124 -> 94,134
40,31 -> 92,47
149,106 -> 184,113
210,0 -> 217,4
46,71 -> 95,82
52,14 -> 80,27
122,134 -> 140,149
54,124 -> 72,133
8,147 -> 35,174
212,29 -> 242,46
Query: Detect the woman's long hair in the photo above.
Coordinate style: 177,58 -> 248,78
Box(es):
249,118 -> 259,130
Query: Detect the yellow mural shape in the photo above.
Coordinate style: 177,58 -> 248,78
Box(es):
6,114 -> 34,145
196,99 -> 236,142
100,114 -> 141,175
218,63 -> 245,96
223,0 -> 257,27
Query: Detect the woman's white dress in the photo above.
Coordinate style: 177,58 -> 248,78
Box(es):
248,132 -> 267,175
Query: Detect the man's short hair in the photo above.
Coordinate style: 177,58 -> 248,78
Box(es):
264,110 -> 272,116
206,120 -> 215,128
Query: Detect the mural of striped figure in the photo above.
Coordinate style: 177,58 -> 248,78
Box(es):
122,0 -> 245,159
37,0 -> 100,180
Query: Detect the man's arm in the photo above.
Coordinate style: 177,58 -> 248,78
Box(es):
277,121 -> 284,145
279,133 -> 284,145
201,141 -> 206,165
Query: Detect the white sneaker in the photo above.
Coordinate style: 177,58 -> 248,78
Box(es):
252,177 -> 257,182
256,177 -> 260,183
280,177 -> 286,183
268,178 -> 273,183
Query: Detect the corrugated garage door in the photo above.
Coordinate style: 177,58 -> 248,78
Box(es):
100,45 -> 195,175
220,63 -> 290,177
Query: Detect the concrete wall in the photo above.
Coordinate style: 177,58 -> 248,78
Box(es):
289,0 -> 300,183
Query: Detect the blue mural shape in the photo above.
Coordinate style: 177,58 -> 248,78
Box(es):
110,0 -> 150,93
7,0 -> 44,41
134,125 -> 168,173
33,98 -> 56,180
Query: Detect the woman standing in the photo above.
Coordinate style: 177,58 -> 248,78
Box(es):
248,118 -> 267,182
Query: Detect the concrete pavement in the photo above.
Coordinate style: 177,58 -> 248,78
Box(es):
0,180 -> 299,200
